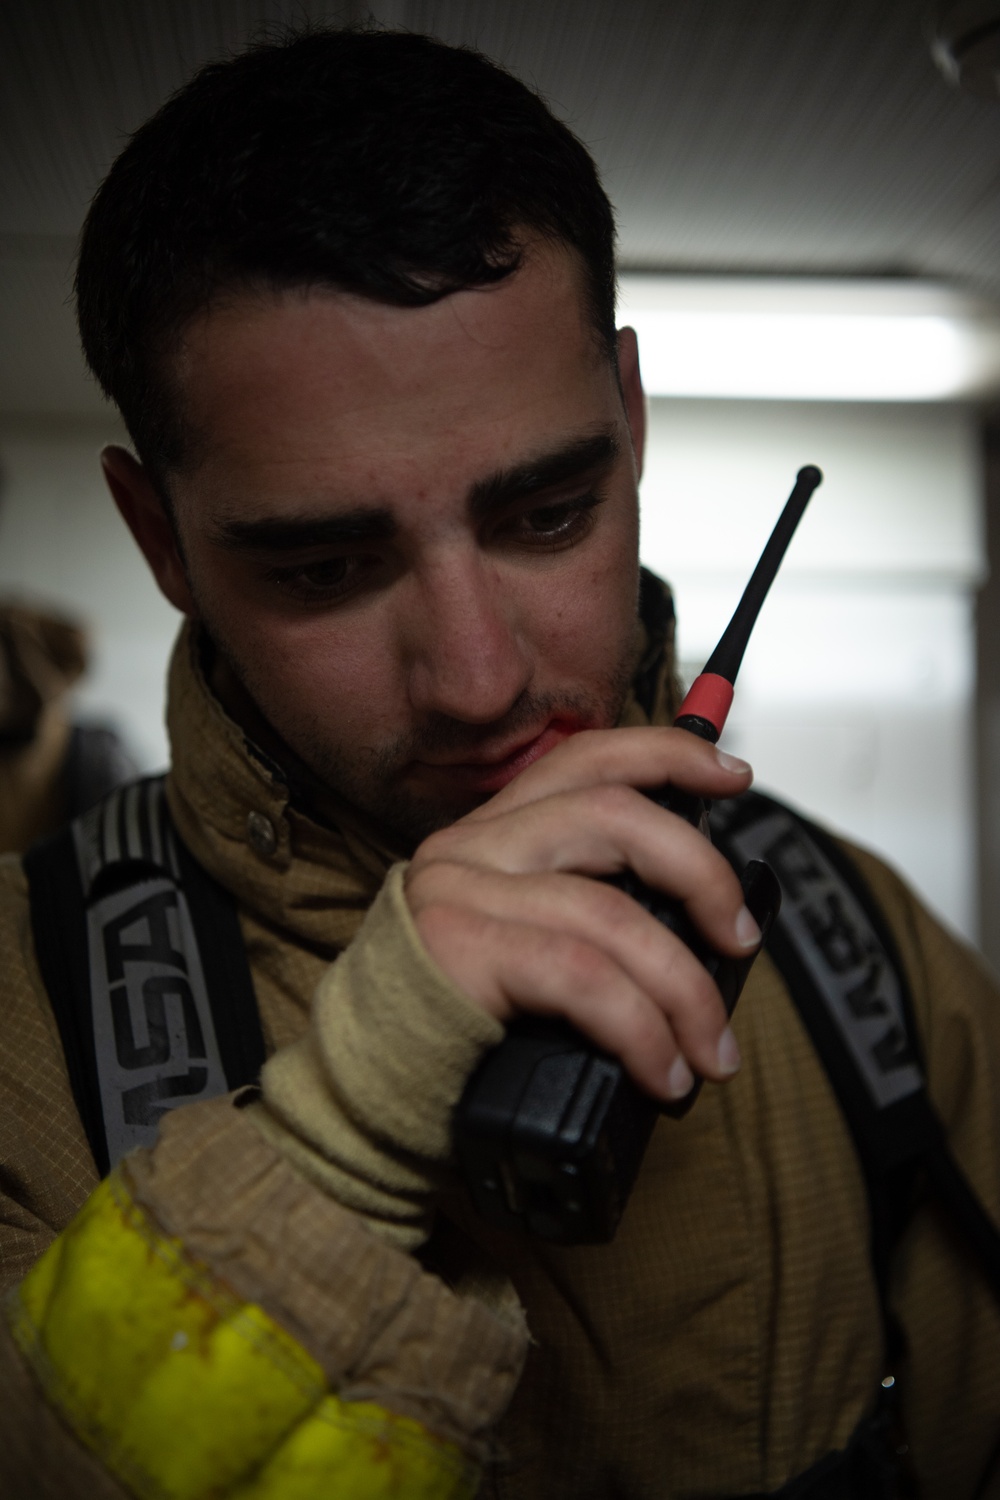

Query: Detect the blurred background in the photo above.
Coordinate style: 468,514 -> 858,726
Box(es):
3,0 -> 1000,955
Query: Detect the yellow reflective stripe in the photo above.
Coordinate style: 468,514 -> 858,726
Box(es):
230,1400 -> 475,1500
7,1170 -> 477,1500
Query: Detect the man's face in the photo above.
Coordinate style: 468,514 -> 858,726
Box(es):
150,243 -> 644,843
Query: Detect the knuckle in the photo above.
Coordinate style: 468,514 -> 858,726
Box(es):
596,879 -> 647,936
694,968 -> 725,1018
588,782 -> 636,822
405,857 -> 465,910
585,728 -> 630,774
631,1000 -> 673,1059
684,972 -> 727,1033
660,945 -> 722,1019
558,933 -> 613,993
702,856 -> 746,912
687,841 -> 739,896
603,991 -> 673,1077
555,726 -> 599,763
613,982 -> 653,1033
412,824 -> 464,867
412,898 -> 472,949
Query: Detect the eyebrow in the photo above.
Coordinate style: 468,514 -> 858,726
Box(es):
212,507 -> 397,552
210,427 -> 622,553
468,428 -> 621,519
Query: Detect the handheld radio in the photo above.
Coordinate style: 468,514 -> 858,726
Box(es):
455,465 -> 823,1244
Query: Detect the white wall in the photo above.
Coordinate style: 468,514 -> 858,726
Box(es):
639,399 -> 983,940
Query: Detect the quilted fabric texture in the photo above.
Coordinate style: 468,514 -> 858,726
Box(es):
1,598 -> 999,1497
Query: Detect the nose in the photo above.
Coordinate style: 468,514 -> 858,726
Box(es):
402,556 -> 533,723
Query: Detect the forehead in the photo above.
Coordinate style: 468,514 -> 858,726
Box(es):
168,242 -> 616,513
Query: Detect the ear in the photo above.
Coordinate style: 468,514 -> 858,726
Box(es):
616,326 -> 646,480
101,446 -> 197,616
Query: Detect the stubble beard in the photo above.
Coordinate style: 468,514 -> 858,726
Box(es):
207,631 -> 638,850
303,673 -> 635,846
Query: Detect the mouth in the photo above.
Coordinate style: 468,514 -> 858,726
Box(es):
417,717 -> 584,794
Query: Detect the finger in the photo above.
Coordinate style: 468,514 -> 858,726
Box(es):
416,783 -> 758,960
409,860 -> 739,1081
463,726 -> 752,819
414,902 -> 693,1100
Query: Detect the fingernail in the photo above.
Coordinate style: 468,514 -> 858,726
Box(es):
715,748 -> 750,775
717,1026 -> 742,1075
735,905 -> 761,949
666,1055 -> 695,1099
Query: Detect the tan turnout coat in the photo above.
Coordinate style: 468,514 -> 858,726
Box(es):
1,611 -> 999,1498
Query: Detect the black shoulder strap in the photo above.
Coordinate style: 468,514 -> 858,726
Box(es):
23,776 -> 265,1176
711,790 -> 1000,1308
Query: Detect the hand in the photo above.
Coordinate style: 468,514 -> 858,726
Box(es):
404,728 -> 760,1103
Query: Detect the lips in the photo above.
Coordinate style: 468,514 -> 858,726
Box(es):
418,718 -> 583,794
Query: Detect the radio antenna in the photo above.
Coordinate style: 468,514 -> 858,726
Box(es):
673,464 -> 823,743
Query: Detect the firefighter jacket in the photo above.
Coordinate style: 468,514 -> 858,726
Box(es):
1,596 -> 999,1500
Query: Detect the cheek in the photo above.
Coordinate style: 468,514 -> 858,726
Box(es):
191,560 -> 403,742
525,542 -> 640,683
252,619 -> 401,737
573,512 -> 640,628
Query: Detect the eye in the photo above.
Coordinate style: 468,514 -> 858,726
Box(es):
527,503 -> 579,533
263,553 -> 372,604
505,492 -> 605,548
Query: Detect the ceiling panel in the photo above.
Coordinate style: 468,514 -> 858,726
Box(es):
2,0 -> 1000,412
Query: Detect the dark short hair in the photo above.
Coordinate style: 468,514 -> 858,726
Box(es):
76,27 -> 618,489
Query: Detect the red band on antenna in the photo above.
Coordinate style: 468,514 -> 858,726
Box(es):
675,673 -> 735,737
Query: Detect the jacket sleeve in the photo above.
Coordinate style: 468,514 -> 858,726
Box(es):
0,858 -> 528,1500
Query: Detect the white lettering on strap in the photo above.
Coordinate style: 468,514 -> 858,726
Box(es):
727,810 -> 923,1111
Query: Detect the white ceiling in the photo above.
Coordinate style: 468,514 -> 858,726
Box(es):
3,0 -> 1000,414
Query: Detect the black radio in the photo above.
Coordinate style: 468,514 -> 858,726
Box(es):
455,467 -> 822,1245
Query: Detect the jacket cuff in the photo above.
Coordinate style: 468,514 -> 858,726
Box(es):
255,861 -> 504,1247
124,1093 -> 527,1455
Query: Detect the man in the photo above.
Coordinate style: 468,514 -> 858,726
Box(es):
1,27 -> 998,1500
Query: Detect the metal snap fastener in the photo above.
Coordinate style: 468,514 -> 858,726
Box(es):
247,810 -> 277,857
